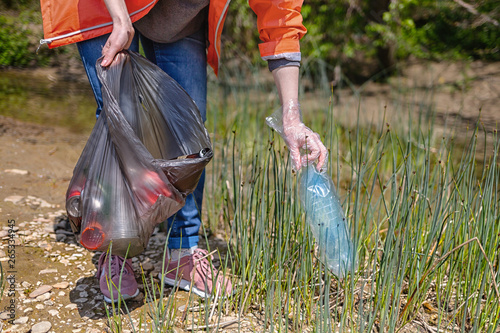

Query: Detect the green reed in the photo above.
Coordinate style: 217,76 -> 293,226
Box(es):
104,61 -> 499,332
201,65 -> 500,332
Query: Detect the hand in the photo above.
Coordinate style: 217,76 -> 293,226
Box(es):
282,100 -> 327,171
100,0 -> 134,67
100,22 -> 134,67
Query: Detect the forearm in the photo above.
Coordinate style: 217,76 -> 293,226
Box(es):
103,0 -> 132,27
272,66 -> 299,105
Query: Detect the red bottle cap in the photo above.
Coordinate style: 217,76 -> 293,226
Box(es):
80,222 -> 105,250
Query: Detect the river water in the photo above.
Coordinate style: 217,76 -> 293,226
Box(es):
0,69 -> 97,134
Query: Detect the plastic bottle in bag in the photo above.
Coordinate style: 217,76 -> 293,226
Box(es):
299,165 -> 355,278
66,190 -> 82,234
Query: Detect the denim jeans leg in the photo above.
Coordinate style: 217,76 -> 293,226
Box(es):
140,30 -> 207,249
77,33 -> 140,117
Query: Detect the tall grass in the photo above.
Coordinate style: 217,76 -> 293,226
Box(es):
105,62 -> 499,332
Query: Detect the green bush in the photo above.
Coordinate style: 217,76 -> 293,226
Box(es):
0,16 -> 32,67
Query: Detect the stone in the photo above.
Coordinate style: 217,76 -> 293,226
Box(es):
53,281 -> 69,289
23,307 -> 33,313
4,169 -> 29,175
85,329 -> 101,333
39,268 -> 58,274
29,285 -> 52,298
31,321 -> 52,333
0,311 -> 11,319
74,298 -> 88,303
21,281 -> 31,288
48,309 -> 59,316
13,316 -> 29,324
141,262 -> 154,272
4,195 -> 24,205
35,293 -> 51,302
35,304 -> 45,310
65,304 -> 78,310
75,284 -> 88,291
4,324 -> 31,333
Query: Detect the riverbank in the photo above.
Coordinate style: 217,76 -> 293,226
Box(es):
0,58 -> 499,332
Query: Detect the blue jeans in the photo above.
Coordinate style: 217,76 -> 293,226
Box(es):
77,30 -> 207,249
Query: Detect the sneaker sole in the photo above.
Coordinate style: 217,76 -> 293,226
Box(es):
103,288 -> 140,304
158,273 -> 210,298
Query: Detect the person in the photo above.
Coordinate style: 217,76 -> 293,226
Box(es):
43,0 -> 327,303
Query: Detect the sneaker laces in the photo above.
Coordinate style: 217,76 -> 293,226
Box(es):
97,254 -> 128,280
192,249 -> 212,273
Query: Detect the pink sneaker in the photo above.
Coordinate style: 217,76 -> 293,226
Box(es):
96,253 -> 139,303
159,248 -> 232,298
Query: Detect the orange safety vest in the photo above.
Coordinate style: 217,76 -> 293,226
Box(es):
39,0 -> 306,76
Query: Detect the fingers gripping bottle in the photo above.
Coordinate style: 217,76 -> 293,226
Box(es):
299,165 -> 356,278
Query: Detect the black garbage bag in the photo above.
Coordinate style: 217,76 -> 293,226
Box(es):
65,51 -> 212,257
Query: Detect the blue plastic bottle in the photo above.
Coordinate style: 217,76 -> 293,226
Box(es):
299,165 -> 355,278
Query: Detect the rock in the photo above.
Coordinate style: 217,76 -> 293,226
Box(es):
13,316 -> 29,324
39,268 -> 58,274
35,304 -> 45,310
65,304 -> 78,310
0,311 -> 11,319
53,281 -> 69,289
85,329 -> 101,333
48,309 -> 59,316
4,169 -> 29,175
56,229 -> 73,236
29,285 -> 52,298
21,281 -> 31,288
74,298 -> 88,303
4,324 -> 30,333
142,262 -> 154,272
65,303 -> 78,310
36,293 -> 51,302
4,195 -> 24,205
56,234 -> 67,242
23,307 -> 33,314
75,284 -> 88,291
31,321 -> 52,333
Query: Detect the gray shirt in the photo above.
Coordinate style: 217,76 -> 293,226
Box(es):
134,0 -> 299,71
134,0 -> 209,44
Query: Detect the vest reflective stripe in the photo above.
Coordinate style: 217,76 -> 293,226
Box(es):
40,0 -> 158,49
40,1 -> 157,46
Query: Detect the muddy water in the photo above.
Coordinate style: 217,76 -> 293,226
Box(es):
0,69 -> 97,134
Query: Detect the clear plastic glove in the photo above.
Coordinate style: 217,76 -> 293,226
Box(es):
266,99 -> 328,171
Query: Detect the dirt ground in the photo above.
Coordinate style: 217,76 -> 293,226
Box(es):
0,59 -> 499,332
